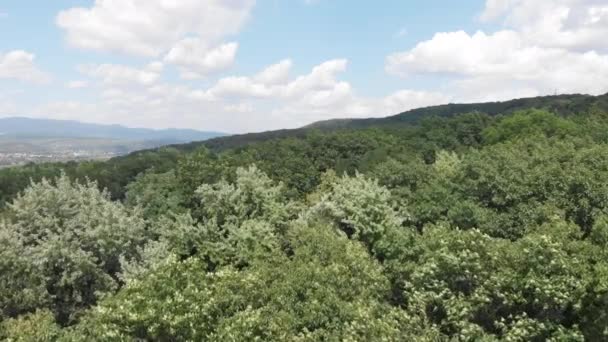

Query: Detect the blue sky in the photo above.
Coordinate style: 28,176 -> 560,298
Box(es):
0,0 -> 607,133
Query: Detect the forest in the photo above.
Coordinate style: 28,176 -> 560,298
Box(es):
1,100 -> 608,340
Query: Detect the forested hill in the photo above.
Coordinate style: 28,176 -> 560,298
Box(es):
2,93 -> 608,206
192,93 -> 608,152
308,93 -> 608,129
3,99 -> 608,340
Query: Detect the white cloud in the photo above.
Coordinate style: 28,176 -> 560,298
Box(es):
382,90 -> 451,114
481,0 -> 608,52
79,62 -> 163,86
254,59 -> 292,85
224,103 -> 254,113
208,76 -> 274,99
66,80 -> 89,89
0,50 -> 51,84
479,0 -> 517,22
204,59 -> 448,129
165,39 -> 238,79
284,59 -> 349,96
386,0 -> 608,102
19,57 -> 447,133
56,0 -> 255,57
207,59 -> 350,100
49,0 -> 457,132
387,31 -> 527,77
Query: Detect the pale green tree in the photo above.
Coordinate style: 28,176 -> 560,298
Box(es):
308,172 -> 405,253
0,175 -> 148,324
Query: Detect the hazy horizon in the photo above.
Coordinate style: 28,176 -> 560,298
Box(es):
1,0 -> 608,133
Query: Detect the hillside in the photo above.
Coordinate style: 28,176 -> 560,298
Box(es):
6,0 -> 608,339
192,93 -> 608,152
308,93 -> 608,129
2,103 -> 608,340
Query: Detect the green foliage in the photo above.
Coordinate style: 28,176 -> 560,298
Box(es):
483,109 -> 579,144
190,166 -> 293,267
0,175 -> 148,324
381,221 -> 597,341
125,170 -> 186,220
176,147 -> 227,200
0,228 -> 49,320
0,147 -> 181,209
309,172 -> 405,254
195,165 -> 291,227
66,225 -> 436,341
0,310 -> 61,342
3,101 -> 608,340
590,214 -> 608,247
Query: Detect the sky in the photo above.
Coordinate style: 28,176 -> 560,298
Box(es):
0,0 -> 607,133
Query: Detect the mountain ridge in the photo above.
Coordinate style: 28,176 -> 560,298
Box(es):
186,92 -> 608,152
306,93 -> 608,129
0,117 -> 225,142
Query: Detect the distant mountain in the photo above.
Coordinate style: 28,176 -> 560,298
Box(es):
185,93 -> 608,152
0,117 -> 227,167
0,117 -> 225,142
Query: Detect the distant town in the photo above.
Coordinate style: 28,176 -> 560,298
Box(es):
0,118 -> 224,168
0,150 -> 121,168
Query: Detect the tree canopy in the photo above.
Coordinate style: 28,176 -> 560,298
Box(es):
2,108 -> 608,340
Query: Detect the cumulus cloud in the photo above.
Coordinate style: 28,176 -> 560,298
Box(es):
481,0 -> 608,52
208,76 -> 274,99
284,59 -> 349,96
254,59 -> 293,85
206,59 -> 349,101
56,0 -> 255,57
387,0 -> 608,101
202,59 -> 449,129
382,90 -> 452,114
50,0 -> 453,131
387,30 -> 608,96
165,39 -> 238,79
34,57 -> 446,132
0,50 -> 51,84
387,31 -> 525,77
79,62 -> 163,86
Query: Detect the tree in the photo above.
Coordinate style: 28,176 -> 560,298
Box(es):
0,310 -> 61,342
308,172 -> 405,254
176,147 -> 227,203
124,170 -> 186,221
0,175 -> 148,324
65,225 -> 438,341
121,165 -> 294,278
482,109 -> 578,144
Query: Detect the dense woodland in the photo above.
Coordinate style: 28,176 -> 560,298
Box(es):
2,94 -> 608,340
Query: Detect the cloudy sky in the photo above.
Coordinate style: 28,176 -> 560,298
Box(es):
1,0 -> 607,133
